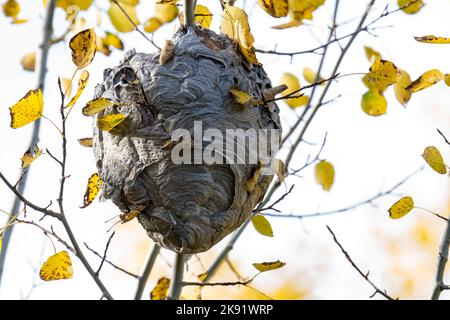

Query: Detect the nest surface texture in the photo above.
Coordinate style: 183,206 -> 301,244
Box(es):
92,27 -> 281,253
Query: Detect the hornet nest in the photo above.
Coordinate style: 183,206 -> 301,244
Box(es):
92,26 -> 282,254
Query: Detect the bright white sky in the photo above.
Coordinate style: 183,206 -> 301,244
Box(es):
0,0 -> 449,300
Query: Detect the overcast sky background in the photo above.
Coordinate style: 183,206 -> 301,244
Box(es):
0,0 -> 449,299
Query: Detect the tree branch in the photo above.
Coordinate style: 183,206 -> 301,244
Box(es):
431,217 -> 450,300
327,225 -> 395,300
134,245 -> 161,300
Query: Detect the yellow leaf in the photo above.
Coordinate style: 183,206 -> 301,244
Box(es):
155,3 -> 178,24
315,160 -> 334,191
394,70 -> 412,106
108,1 -> 139,33
271,19 -> 302,29
39,251 -> 73,281
0,237 -> 2,255
302,67 -> 323,84
97,113 -> 126,131
56,0 -> 93,11
361,89 -> 387,116
118,0 -> 139,5
274,158 -> 286,183
82,97 -> 113,116
60,77 -> 73,98
96,36 -> 112,56
246,166 -> 261,193
66,70 -> 89,108
78,137 -> 93,147
252,260 -> 286,272
444,74 -> 450,87
20,52 -> 36,72
288,0 -> 324,21
2,0 -> 20,18
179,4 -> 212,28
257,0 -> 288,18
364,46 -> 381,62
422,146 -> 447,174
20,145 -> 42,169
415,35 -> 450,44
143,17 -> 162,33
365,59 -> 400,89
81,173 -> 102,208
197,272 -> 207,282
103,31 -> 123,50
150,277 -> 170,300
397,0 -> 424,14
9,89 -> 44,129
69,28 -> 96,69
11,17 -> 27,24
251,215 -> 274,237
279,72 -> 308,108
221,5 -> 258,64
389,196 -> 414,219
229,89 -> 261,106
406,69 -> 443,93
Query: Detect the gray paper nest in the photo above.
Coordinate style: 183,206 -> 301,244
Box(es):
92,27 -> 281,254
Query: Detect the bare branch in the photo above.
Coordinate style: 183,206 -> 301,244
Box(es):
134,245 -> 161,300
431,217 -> 450,300
95,232 -> 116,275
327,225 -> 395,300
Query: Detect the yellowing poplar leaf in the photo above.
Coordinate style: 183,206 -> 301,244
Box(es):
150,277 -> 170,300
364,46 -> 381,62
78,137 -> 93,147
415,35 -> 450,44
288,0 -> 324,21
315,160 -> 334,191
56,0 -> 93,11
361,89 -> 387,116
60,77 -> 72,97
246,167 -> 261,193
398,0 -> 424,14
422,146 -> 447,174
144,17 -> 162,33
193,4 -> 212,29
69,28 -> 96,69
271,20 -> 302,29
406,69 -> 443,93
20,52 -> 36,72
155,3 -> 178,23
21,145 -> 42,168
103,31 -> 123,50
221,5 -> 258,64
252,260 -> 286,272
96,36 -> 111,56
9,89 -> 44,129
97,113 -> 126,131
251,215 -> 274,237
302,67 -> 323,84
444,74 -> 450,87
365,59 -> 400,89
394,69 -> 412,106
257,0 -> 288,18
82,97 -> 113,116
197,272 -> 207,282
388,196 -> 414,219
274,158 -> 286,183
279,73 -> 308,108
39,251 -> 73,281
65,70 -> 89,108
81,173 -> 102,208
108,1 -> 139,33
2,0 -> 20,18
229,89 -> 261,106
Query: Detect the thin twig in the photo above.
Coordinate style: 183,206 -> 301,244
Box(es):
95,231 -> 116,275
264,167 -> 423,220
168,254 -> 185,300
437,129 -> 450,147
327,225 -> 395,300
84,242 -> 139,279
